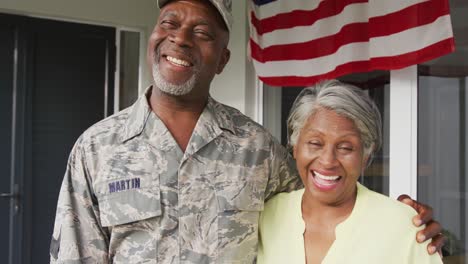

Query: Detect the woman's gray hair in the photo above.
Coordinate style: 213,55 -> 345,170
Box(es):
287,80 -> 382,164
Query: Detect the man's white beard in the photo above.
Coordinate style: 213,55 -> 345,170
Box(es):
152,61 -> 197,96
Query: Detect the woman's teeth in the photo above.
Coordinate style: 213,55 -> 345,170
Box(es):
167,56 -> 191,67
314,171 -> 341,181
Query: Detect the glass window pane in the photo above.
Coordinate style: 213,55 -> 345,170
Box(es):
417,1 -> 468,262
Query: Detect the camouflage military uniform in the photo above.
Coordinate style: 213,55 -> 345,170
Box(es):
50,88 -> 301,263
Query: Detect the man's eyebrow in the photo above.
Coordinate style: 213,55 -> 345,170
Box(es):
160,11 -> 178,19
197,20 -> 210,26
159,12 -> 213,27
190,17 -> 214,27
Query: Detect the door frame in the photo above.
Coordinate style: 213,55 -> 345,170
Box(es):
0,12 -> 118,264
0,14 -> 29,264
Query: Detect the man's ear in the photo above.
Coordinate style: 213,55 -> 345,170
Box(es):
216,47 -> 230,74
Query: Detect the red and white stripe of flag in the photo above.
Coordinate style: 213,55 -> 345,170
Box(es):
250,0 -> 455,87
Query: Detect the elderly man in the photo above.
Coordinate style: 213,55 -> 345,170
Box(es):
50,0 -> 444,263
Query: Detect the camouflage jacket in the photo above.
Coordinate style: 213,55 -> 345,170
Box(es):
50,88 -> 301,263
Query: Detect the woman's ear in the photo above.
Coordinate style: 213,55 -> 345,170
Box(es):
362,144 -> 375,168
362,151 -> 373,169
362,155 -> 370,169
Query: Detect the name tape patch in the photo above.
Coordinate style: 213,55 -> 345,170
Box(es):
109,178 -> 141,193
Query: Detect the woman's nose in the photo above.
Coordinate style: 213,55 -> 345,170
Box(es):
318,147 -> 338,168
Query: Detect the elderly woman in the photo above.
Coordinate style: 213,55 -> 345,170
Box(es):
257,80 -> 442,264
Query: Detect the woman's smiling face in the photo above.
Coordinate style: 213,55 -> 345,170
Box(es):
293,108 -> 368,206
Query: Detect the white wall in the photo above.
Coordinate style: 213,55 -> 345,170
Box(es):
0,0 -> 256,119
209,0 -> 251,115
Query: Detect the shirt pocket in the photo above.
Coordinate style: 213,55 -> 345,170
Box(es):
94,179 -> 162,263
214,179 -> 265,263
93,140 -> 164,227
95,184 -> 162,227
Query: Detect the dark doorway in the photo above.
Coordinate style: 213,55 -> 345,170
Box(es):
0,18 -> 17,264
0,13 -> 115,264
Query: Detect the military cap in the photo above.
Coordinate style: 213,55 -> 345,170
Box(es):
158,0 -> 232,32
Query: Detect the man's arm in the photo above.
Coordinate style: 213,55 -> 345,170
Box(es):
264,139 -> 303,201
50,138 -> 109,263
398,195 -> 446,256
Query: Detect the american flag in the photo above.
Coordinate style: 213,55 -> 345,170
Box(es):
250,0 -> 455,87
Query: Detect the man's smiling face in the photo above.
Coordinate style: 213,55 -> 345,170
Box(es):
148,0 -> 230,97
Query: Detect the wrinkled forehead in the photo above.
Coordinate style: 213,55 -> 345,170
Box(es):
160,0 -> 228,32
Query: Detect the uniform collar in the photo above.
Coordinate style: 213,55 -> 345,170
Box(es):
205,96 -> 235,134
121,86 -> 236,143
120,87 -> 152,143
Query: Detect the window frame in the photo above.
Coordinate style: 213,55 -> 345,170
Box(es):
389,66 -> 419,199
114,27 -> 145,113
